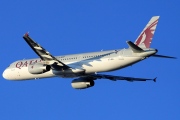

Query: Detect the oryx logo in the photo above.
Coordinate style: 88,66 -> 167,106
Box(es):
135,16 -> 159,48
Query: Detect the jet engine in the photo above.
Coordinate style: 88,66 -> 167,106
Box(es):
71,77 -> 95,89
28,63 -> 51,74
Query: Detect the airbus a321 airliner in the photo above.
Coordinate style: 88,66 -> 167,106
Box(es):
2,16 -> 175,89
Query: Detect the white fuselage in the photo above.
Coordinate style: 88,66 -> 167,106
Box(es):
2,48 -> 156,80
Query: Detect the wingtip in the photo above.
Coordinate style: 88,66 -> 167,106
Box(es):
153,77 -> 157,82
24,32 -> 29,37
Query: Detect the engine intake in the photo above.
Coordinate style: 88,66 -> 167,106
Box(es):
28,63 -> 51,74
71,78 -> 95,89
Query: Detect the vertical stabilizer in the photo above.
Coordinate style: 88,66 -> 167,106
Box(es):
134,16 -> 160,48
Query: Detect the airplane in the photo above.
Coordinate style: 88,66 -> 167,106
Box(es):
2,16 -> 176,89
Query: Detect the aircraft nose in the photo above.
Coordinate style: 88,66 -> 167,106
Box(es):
2,69 -> 9,80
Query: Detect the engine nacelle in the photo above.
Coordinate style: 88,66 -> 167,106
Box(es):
71,78 -> 95,89
28,63 -> 51,74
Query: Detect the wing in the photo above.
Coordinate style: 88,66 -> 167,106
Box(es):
89,74 -> 156,82
23,33 -> 70,69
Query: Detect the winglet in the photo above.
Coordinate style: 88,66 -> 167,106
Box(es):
126,41 -> 144,53
153,77 -> 157,82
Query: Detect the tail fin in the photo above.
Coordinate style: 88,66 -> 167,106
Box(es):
134,16 -> 160,48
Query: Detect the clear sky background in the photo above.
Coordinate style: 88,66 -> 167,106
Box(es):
0,0 -> 179,120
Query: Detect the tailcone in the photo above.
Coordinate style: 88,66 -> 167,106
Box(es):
141,48 -> 158,57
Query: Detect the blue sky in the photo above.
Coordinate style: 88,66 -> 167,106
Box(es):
0,0 -> 180,120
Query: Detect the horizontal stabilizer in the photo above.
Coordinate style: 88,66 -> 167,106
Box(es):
90,73 -> 156,82
152,54 -> 177,59
126,41 -> 144,53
